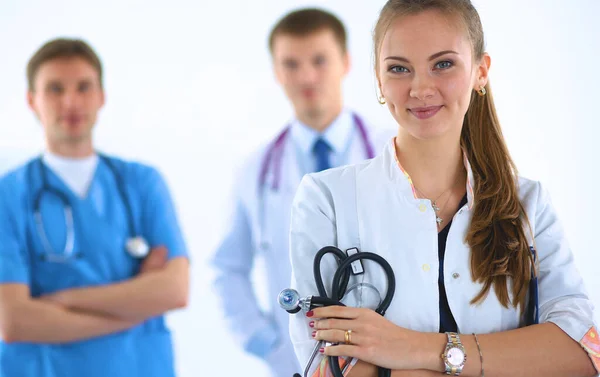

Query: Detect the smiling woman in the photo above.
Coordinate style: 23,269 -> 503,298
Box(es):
287,1 -> 600,377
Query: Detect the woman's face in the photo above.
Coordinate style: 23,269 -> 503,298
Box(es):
377,10 -> 489,142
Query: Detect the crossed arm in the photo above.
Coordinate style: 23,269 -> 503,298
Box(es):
0,247 -> 189,344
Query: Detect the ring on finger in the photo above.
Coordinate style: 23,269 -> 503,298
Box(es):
344,329 -> 352,345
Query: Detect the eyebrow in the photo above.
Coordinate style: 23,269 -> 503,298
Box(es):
44,80 -> 62,89
384,50 -> 459,63
44,78 -> 94,87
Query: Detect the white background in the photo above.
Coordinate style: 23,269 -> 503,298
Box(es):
0,1 -> 598,376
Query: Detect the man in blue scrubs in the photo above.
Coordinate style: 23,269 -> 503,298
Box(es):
0,38 -> 189,377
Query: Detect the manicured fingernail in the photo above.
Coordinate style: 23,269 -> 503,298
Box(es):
319,347 -> 325,353
309,321 -> 315,328
312,330 -> 317,338
306,311 -> 314,317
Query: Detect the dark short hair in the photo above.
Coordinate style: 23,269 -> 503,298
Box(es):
27,38 -> 103,91
268,8 -> 348,53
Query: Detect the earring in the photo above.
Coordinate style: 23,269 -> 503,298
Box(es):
477,87 -> 487,96
377,94 -> 386,105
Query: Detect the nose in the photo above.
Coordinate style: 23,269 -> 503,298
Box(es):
297,63 -> 319,86
409,73 -> 436,101
60,89 -> 83,110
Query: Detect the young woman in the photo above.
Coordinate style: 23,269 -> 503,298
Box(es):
288,1 -> 599,376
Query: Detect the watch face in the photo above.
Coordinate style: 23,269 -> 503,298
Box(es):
447,347 -> 465,366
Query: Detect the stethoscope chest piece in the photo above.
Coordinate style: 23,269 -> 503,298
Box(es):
126,236 -> 150,258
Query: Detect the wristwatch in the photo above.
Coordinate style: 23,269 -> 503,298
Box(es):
441,332 -> 467,375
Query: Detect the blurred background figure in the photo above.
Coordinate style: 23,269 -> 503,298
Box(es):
0,38 -> 190,377
210,8 -> 393,377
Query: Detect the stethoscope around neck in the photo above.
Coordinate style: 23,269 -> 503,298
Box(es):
256,113 -> 375,250
32,154 -> 150,262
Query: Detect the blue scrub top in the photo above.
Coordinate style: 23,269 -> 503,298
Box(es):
0,155 -> 188,377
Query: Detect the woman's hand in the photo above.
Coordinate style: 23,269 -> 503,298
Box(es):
309,306 -> 442,371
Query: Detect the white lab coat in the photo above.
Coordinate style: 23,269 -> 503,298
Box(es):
289,139 -> 599,376
211,111 -> 394,377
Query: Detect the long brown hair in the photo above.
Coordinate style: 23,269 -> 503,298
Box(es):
374,0 -> 534,313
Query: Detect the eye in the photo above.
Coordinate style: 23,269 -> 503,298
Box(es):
389,65 -> 409,74
283,60 -> 298,70
78,82 -> 91,93
313,55 -> 326,66
434,60 -> 453,70
47,83 -> 63,94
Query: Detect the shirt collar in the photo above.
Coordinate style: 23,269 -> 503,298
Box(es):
290,109 -> 354,155
386,138 -> 475,210
43,151 -> 99,171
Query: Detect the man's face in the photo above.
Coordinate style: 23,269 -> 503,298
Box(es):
272,29 -> 349,120
28,56 -> 104,147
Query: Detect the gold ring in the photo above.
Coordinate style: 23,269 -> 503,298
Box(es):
344,329 -> 352,345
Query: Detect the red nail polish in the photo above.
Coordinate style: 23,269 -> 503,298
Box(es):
312,330 -> 316,337
306,310 -> 314,317
319,347 -> 325,354
309,321 -> 314,328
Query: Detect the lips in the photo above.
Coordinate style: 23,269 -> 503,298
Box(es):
302,88 -> 317,98
61,114 -> 85,126
408,106 -> 443,120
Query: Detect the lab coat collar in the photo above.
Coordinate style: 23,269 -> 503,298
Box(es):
386,138 -> 475,210
290,109 -> 354,156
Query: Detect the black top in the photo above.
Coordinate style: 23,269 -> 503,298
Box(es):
438,194 -> 468,333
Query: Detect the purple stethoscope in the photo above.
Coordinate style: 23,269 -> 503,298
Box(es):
256,113 -> 375,251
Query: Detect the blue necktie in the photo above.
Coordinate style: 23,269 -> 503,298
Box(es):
312,138 -> 332,172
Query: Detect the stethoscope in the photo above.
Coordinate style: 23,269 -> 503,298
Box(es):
278,246 -> 540,377
32,154 -> 150,262
256,113 -> 375,251
279,246 -> 396,377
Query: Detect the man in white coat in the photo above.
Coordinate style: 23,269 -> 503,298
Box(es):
211,8 -> 393,377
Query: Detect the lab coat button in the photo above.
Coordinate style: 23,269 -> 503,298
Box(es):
422,264 -> 431,272
452,272 -> 460,279
418,203 -> 427,212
